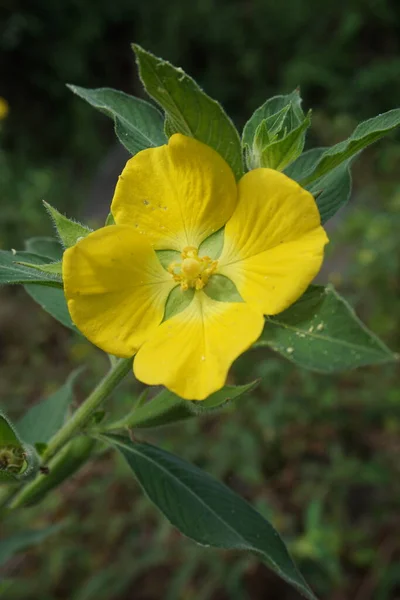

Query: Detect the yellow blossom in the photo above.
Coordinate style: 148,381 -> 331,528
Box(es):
0,97 -> 9,120
63,134 -> 328,400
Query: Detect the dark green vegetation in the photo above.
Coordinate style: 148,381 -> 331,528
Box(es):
1,1 -> 399,598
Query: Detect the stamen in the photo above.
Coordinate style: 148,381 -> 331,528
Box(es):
168,246 -> 218,291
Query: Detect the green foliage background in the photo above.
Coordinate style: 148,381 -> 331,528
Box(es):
1,1 -> 399,598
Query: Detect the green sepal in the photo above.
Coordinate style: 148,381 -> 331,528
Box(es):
204,274 -> 242,302
252,103 -> 299,151
258,104 -> 292,139
242,89 -> 304,151
156,249 -> 180,270
102,380 -> 259,431
198,227 -> 225,260
105,212 -> 115,226
162,286 -> 194,321
248,109 -> 311,171
43,201 -> 92,248
0,412 -> 40,484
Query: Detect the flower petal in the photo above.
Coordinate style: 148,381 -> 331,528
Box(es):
63,225 -> 175,356
111,134 -> 237,251
133,291 -> 264,400
218,168 -> 329,315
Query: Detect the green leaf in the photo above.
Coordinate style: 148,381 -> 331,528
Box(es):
24,237 -> 63,261
251,111 -> 311,171
105,436 -> 317,600
67,85 -> 167,155
43,201 -> 92,248
0,250 -> 63,287
299,108 -> 400,186
285,147 -> 325,181
0,526 -> 62,567
242,90 -> 304,150
0,413 -> 21,447
255,285 -> 396,372
260,104 -> 292,138
192,380 -> 259,412
285,148 -> 353,224
104,381 -> 259,431
133,45 -> 243,180
24,284 -> 78,332
17,369 -> 83,445
15,260 -> 62,279
308,160 -> 352,224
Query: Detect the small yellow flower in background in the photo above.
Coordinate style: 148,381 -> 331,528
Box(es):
0,97 -> 9,120
63,134 -> 328,400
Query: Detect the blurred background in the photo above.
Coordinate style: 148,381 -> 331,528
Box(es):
1,1 -> 400,598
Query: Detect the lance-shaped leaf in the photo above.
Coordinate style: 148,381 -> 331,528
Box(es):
24,283 -> 77,332
255,285 -> 395,372
104,436 -> 318,600
285,148 -> 352,224
24,237 -> 63,261
0,250 -> 63,287
18,241 -> 76,331
242,90 -> 304,150
17,368 -> 83,446
299,108 -> 400,186
43,201 -> 92,248
67,85 -> 167,155
104,380 -> 259,431
15,260 -> 62,280
133,44 -> 243,180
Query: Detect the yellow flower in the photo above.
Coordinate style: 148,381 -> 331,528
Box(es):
63,134 -> 328,400
0,97 -> 9,120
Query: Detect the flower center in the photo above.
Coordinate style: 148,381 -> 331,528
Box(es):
168,246 -> 218,291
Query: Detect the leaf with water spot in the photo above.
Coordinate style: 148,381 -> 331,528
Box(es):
255,285 -> 395,372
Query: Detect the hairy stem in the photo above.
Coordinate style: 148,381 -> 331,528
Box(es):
0,357 -> 133,510
42,357 -> 133,463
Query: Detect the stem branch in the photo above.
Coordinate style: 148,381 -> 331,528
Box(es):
0,357 -> 132,510
42,357 -> 132,464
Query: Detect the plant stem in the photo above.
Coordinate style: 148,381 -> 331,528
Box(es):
0,357 -> 133,510
42,357 -> 133,463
